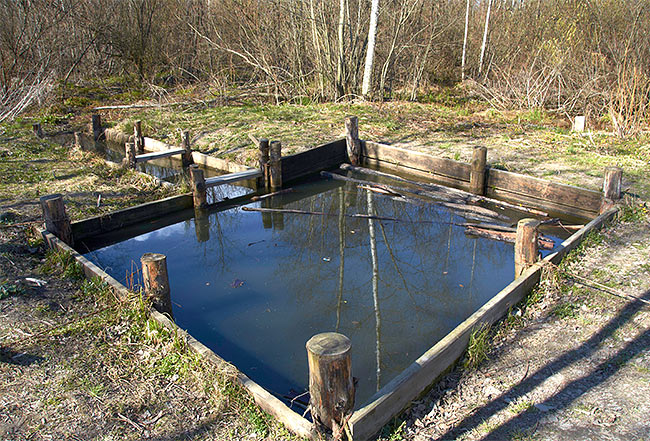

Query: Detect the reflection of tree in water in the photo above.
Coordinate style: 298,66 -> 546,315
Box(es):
367,190 -> 382,391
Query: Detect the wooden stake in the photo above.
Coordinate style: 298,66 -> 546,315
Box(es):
32,123 -> 43,138
194,207 -> 210,243
92,114 -> 102,141
141,253 -> 173,318
134,120 -> 144,154
182,130 -> 194,167
124,140 -> 137,169
469,146 -> 487,195
258,138 -> 270,189
269,141 -> 282,190
40,194 -> 73,246
345,116 -> 361,165
189,164 -> 207,208
602,166 -> 623,201
74,132 -> 81,149
306,332 -> 355,433
514,218 -> 540,278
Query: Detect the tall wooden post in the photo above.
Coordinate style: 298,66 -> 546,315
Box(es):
306,332 -> 355,434
124,140 -> 137,169
134,120 -> 144,154
189,164 -> 207,208
141,253 -> 173,318
32,123 -> 43,138
92,114 -> 102,141
269,141 -> 282,190
345,116 -> 361,165
514,218 -> 540,278
181,130 -> 194,167
603,166 -> 623,201
469,146 -> 487,195
40,194 -> 73,246
258,138 -> 270,190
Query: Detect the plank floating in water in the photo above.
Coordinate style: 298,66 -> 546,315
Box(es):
465,225 -> 555,250
135,148 -> 185,163
205,169 -> 262,188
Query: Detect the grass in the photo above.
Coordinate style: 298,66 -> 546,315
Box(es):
464,324 -> 491,370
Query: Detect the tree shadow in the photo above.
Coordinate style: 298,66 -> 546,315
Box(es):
0,347 -> 44,366
435,289 -> 650,440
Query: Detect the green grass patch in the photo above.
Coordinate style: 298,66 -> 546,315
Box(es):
465,324 -> 490,370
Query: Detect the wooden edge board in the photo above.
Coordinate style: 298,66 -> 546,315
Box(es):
135,148 -> 185,163
361,157 -> 472,192
281,139 -> 348,183
70,194 -> 194,242
348,207 -> 619,441
38,228 -> 315,440
205,169 -> 263,188
486,187 -> 599,220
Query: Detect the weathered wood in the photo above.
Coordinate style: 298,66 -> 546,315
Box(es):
134,120 -> 144,154
269,141 -> 283,190
466,225 -> 553,250
258,138 -> 270,189
281,139 -> 348,183
306,332 -> 355,434
602,166 -> 623,201
92,114 -> 102,141
250,188 -> 294,202
181,131 -> 194,167
189,165 -> 207,208
141,253 -> 173,318
194,208 -> 210,243
204,169 -> 263,188
469,146 -> 487,195
125,140 -> 137,169
345,116 -> 361,165
486,168 -> 602,217
135,148 -> 185,163
441,202 -> 509,221
348,208 -> 618,441
515,219 -> 540,278
70,194 -> 194,242
340,163 -> 549,217
32,123 -> 43,138
74,132 -> 81,149
361,141 -> 472,187
40,194 -> 73,246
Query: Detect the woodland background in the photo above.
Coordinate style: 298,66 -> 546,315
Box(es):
1,0 -> 649,135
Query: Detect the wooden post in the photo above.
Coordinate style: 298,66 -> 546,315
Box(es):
573,115 -> 586,132
189,164 -> 207,208
124,140 -> 137,169
194,207 -> 210,243
269,141 -> 282,190
141,253 -> 173,318
306,332 -> 355,434
40,194 -> 73,246
181,130 -> 194,167
134,120 -> 144,154
74,132 -> 81,149
258,138 -> 270,190
345,116 -> 361,166
469,146 -> 487,195
32,123 -> 43,138
602,166 -> 623,201
92,114 -> 102,141
514,218 -> 539,278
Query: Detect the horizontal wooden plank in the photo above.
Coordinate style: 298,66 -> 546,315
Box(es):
361,141 -> 471,183
487,168 -> 602,215
70,194 -> 193,242
486,187 -> 596,221
361,157 -> 472,192
103,127 -> 130,145
135,148 -> 185,163
205,169 -> 262,188
348,207 -> 618,441
281,139 -> 348,183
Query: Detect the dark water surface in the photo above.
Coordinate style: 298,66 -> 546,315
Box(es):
83,175 -> 565,409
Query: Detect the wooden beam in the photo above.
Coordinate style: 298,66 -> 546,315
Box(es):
135,148 -> 186,163
281,139 -> 347,183
204,169 -> 263,188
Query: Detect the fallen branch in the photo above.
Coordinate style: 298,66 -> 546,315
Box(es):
242,206 -> 403,222
250,188 -> 294,201
339,163 -> 549,217
465,225 -> 555,249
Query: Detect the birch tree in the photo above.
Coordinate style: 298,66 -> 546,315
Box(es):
361,0 -> 380,97
478,0 -> 492,76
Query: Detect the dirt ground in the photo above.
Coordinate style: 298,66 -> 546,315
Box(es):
1,106 -> 649,441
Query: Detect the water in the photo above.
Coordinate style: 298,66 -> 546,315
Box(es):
82,173 -> 566,411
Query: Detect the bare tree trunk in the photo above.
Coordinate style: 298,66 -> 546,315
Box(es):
336,0 -> 347,99
462,0 -> 470,80
309,0 -> 325,99
478,0 -> 492,76
362,0 -> 380,97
